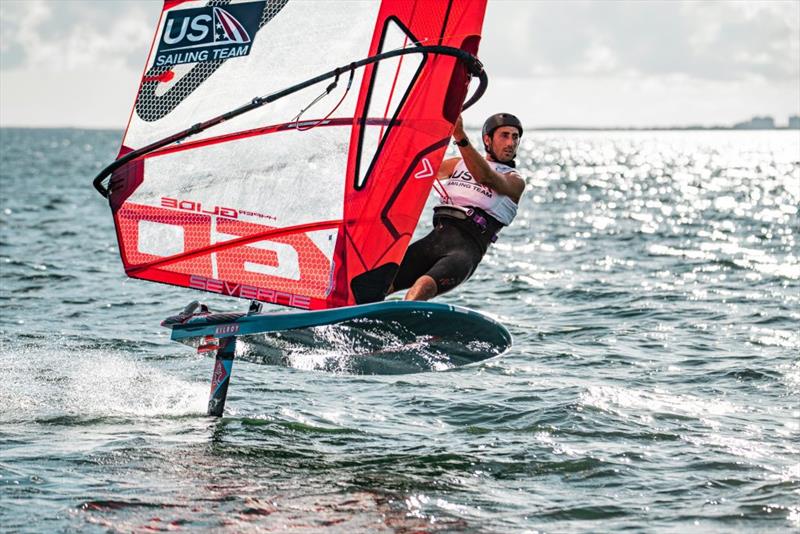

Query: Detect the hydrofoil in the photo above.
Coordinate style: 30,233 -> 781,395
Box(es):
162,301 -> 511,416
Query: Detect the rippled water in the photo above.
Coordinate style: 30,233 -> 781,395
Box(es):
1,127 -> 798,532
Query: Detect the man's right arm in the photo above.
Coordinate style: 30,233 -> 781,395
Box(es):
438,157 -> 460,179
450,116 -> 524,203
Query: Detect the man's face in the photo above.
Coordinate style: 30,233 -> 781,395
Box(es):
484,126 -> 521,163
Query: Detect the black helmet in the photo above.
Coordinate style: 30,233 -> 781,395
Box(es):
482,113 -> 523,139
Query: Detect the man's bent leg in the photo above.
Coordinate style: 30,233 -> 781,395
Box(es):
390,231 -> 439,296
404,275 -> 437,301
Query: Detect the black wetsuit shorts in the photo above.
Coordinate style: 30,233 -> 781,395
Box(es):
392,214 -> 496,295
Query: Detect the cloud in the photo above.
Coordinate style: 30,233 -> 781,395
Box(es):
0,0 -> 797,128
482,0 -> 800,82
0,0 -> 160,128
0,0 -> 159,72
468,74 -> 799,128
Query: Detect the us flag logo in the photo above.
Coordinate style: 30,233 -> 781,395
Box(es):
212,7 -> 251,43
154,1 -> 267,67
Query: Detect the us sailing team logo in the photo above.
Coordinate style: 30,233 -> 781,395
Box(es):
154,2 -> 266,66
135,0 -> 288,122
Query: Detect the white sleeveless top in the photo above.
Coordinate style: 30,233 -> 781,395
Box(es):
438,159 -> 520,225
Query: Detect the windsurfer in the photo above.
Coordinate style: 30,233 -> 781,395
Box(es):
390,113 -> 526,301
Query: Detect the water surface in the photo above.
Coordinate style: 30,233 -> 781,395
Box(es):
1,127 -> 798,532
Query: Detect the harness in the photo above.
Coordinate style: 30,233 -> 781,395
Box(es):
433,205 -> 504,243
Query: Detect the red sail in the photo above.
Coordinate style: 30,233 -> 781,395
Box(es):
107,0 -> 487,309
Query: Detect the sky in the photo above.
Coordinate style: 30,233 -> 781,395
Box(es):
0,0 -> 798,129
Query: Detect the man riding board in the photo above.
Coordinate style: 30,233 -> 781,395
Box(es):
389,113 -> 525,301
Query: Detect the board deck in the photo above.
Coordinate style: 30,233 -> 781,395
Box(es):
163,301 -> 512,374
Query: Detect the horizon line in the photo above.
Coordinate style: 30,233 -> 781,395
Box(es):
1,124 -> 798,132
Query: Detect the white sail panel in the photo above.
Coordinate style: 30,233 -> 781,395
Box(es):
123,0 -> 381,150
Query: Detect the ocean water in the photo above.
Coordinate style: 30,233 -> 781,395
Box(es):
0,127 -> 798,533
